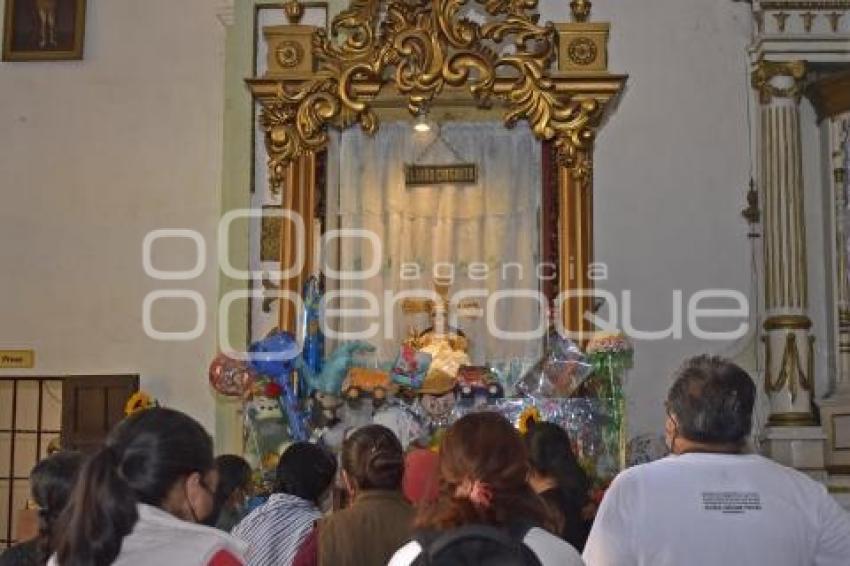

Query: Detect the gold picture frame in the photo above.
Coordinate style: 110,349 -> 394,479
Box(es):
2,0 -> 86,62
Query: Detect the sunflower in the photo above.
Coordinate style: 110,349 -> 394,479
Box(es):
518,405 -> 542,435
124,391 -> 157,416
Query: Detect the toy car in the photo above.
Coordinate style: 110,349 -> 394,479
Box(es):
456,366 -> 503,399
342,368 -> 396,400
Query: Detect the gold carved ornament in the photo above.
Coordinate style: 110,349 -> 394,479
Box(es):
257,0 -> 610,190
763,332 -> 814,403
751,59 -> 807,105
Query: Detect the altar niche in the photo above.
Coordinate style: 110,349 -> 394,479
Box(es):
324,121 -> 543,364
247,0 -> 626,353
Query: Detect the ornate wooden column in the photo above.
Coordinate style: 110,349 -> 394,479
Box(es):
558,148 -> 595,338
279,152 -> 318,332
752,60 -> 817,426
255,2 -> 320,333
554,1 -> 609,338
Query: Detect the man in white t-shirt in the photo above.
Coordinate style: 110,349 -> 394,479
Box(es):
583,355 -> 850,566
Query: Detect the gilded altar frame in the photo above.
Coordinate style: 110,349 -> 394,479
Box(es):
247,0 -> 626,336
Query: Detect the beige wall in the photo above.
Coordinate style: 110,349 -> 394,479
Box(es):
0,0 -> 226,432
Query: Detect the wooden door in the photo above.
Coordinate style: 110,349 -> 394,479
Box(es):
61,375 -> 139,452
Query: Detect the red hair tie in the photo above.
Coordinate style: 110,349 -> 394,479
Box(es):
469,480 -> 493,508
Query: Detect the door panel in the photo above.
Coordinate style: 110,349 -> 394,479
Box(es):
61,375 -> 139,453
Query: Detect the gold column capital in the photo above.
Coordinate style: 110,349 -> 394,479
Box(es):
752,59 -> 807,104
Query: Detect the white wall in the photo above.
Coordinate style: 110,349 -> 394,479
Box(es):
541,0 -> 756,436
0,0 -> 226,432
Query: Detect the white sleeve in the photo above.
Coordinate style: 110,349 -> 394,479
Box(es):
814,489 -> 850,566
523,528 -> 585,566
388,541 -> 423,566
582,475 -> 636,566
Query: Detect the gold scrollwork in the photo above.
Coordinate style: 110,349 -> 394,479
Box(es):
252,0 -> 619,174
259,79 -> 343,192
751,59 -> 807,104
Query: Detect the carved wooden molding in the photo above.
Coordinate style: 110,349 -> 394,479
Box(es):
247,0 -> 626,192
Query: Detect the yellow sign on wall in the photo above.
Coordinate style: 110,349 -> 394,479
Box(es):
0,350 -> 35,369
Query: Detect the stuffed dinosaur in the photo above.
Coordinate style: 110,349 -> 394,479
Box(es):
298,341 -> 376,396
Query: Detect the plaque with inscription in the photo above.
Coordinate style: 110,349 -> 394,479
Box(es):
0,349 -> 34,369
405,164 -> 477,186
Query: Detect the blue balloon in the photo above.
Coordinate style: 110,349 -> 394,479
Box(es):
249,330 -> 300,379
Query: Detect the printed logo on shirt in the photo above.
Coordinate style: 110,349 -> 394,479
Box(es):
701,492 -> 762,514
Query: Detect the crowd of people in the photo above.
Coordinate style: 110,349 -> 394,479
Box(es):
2,355 -> 849,565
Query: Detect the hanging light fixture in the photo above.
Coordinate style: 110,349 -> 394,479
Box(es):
413,113 -> 432,133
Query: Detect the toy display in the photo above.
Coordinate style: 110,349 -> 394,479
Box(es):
299,341 -> 375,424
212,282 -> 636,488
249,330 -> 310,443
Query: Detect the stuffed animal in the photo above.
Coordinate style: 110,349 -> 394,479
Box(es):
245,395 -> 289,473
299,341 -> 375,396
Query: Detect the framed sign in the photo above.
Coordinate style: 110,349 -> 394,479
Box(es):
405,164 -> 478,186
2,0 -> 87,61
0,349 -> 35,368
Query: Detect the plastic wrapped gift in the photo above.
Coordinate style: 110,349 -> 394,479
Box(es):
390,345 -> 432,389
451,398 -> 620,482
515,335 -> 592,398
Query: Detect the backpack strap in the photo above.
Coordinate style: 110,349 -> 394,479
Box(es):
426,524 -> 520,558
504,521 -> 535,543
413,523 -> 541,566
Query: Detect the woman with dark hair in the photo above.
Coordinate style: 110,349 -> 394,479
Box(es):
232,442 -> 336,566
0,451 -> 83,566
51,408 -> 246,566
294,425 -> 414,566
211,455 -> 253,532
389,412 -> 583,566
525,421 -> 591,551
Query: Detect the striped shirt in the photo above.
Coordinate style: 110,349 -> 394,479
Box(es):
232,493 -> 321,566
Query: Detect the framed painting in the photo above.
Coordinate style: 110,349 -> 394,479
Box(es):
2,0 -> 86,61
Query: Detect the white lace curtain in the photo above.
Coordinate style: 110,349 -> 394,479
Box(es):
326,121 -> 543,365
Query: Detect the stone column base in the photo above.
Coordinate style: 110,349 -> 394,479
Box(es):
761,426 -> 827,482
